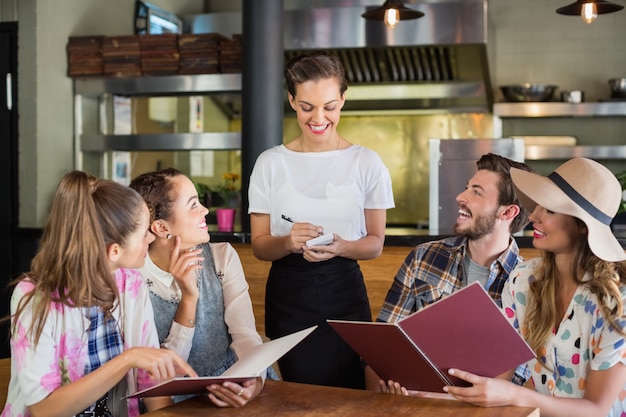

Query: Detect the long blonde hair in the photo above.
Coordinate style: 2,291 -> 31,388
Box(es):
10,171 -> 146,346
524,218 -> 626,356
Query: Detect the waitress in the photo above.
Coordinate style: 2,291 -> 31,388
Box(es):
248,50 -> 394,389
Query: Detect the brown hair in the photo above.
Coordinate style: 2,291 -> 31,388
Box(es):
129,167 -> 183,223
285,50 -> 348,98
11,171 -> 146,346
476,153 -> 535,234
524,221 -> 626,363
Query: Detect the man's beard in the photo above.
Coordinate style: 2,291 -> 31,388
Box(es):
453,206 -> 498,240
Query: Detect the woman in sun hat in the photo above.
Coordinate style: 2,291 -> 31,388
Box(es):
441,158 -> 626,417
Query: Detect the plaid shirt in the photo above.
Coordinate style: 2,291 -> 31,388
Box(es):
377,235 -> 522,324
85,307 -> 124,372
82,306 -> 125,416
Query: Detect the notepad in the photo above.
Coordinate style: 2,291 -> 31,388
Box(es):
125,325 -> 317,398
328,282 -> 534,392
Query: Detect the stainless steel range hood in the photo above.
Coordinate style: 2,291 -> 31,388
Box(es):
183,0 -> 493,115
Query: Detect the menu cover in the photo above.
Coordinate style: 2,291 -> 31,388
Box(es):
328,282 -> 534,392
125,325 -> 317,398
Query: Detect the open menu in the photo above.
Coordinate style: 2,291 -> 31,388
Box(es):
328,282 -> 534,392
124,325 -> 317,398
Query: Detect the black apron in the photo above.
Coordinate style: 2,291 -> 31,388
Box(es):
265,254 -> 371,389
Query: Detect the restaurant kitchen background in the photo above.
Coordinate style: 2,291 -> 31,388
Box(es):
74,0 -> 626,232
2,0 -> 625,230
1,0 -> 626,361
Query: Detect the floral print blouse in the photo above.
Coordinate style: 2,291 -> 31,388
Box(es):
1,268 -> 160,417
502,258 -> 626,417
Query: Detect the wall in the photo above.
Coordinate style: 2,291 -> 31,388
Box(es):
2,0 -> 625,228
490,0 -> 626,102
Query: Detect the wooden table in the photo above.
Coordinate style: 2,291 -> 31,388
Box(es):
143,380 -> 539,417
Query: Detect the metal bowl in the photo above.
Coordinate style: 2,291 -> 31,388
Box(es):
500,84 -> 558,102
609,78 -> 626,98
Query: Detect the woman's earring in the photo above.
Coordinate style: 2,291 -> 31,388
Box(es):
166,234 -> 172,240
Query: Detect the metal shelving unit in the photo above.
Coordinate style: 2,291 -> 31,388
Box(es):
80,132 -> 242,152
74,73 -> 241,96
493,101 -> 626,161
494,101 -> 626,118
73,73 -> 242,176
524,145 -> 626,160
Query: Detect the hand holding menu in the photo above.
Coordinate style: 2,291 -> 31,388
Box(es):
328,282 -> 534,392
125,325 -> 317,399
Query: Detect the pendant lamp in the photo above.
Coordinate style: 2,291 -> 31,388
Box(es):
556,0 -> 623,23
361,0 -> 424,28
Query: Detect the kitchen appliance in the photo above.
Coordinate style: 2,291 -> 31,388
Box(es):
429,138 -> 525,235
134,1 -> 182,35
609,77 -> 626,98
500,84 -> 558,102
560,90 -> 584,103
183,0 -> 494,115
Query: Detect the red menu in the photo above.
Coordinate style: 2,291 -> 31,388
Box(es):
328,282 -> 534,392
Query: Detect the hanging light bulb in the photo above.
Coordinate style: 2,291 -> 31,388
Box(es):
581,2 -> 598,22
556,0 -> 623,24
362,0 -> 424,28
384,7 -> 400,28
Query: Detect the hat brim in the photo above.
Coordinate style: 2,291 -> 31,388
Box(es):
510,167 -> 626,262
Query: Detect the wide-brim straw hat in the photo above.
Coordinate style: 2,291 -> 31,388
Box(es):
510,158 -> 626,262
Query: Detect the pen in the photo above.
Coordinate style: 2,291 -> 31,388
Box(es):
282,214 -> 324,235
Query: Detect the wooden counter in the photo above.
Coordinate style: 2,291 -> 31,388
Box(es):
231,243 -> 541,337
143,380 -> 539,417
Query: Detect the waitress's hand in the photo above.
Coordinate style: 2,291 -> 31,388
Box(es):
302,233 -> 341,262
206,377 -> 263,408
168,236 -> 204,298
287,222 -> 324,253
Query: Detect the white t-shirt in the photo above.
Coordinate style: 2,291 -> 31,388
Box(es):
248,144 -> 395,240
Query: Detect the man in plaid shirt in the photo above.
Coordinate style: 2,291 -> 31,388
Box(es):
365,153 -> 535,392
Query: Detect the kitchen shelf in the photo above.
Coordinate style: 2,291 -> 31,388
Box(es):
74,73 -> 242,96
494,101 -> 626,117
74,73 -> 243,176
80,132 -> 241,152
524,145 -> 626,160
